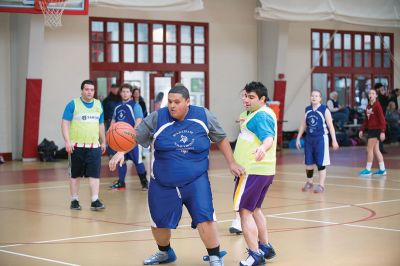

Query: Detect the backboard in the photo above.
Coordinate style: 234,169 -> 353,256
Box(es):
0,0 -> 88,15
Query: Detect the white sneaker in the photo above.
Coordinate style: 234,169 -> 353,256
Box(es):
229,218 -> 242,234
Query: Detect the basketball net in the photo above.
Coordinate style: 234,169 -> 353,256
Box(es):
38,0 -> 67,29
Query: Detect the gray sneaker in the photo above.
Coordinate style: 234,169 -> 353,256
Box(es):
203,251 -> 226,266
301,182 -> 313,192
313,184 -> 325,193
143,248 -> 176,265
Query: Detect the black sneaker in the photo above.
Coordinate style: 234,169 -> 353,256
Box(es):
141,181 -> 149,191
109,180 -> 126,190
91,199 -> 105,211
139,173 -> 149,191
70,199 -> 81,210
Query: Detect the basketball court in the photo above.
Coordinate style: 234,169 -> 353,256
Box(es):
0,145 -> 399,265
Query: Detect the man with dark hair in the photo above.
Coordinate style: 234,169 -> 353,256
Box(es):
109,83 -> 148,191
61,79 -> 106,211
233,81 -> 277,265
109,84 -> 244,266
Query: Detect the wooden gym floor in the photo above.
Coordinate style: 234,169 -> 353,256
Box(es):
0,145 -> 399,266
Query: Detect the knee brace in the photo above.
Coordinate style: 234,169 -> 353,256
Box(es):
306,169 -> 314,178
317,165 -> 326,171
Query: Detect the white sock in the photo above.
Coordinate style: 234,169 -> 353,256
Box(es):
91,195 -> 99,202
71,195 -> 78,201
366,162 -> 372,171
379,162 -> 385,171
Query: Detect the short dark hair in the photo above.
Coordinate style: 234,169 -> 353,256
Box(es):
169,84 -> 190,100
374,83 -> 383,89
244,81 -> 268,102
120,83 -> 133,93
81,80 -> 94,90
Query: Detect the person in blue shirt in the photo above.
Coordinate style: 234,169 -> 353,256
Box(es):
296,89 -> 339,193
109,83 -> 148,191
109,84 -> 245,266
61,79 -> 106,211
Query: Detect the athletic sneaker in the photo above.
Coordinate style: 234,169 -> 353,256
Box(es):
359,169 -> 372,177
141,181 -> 149,191
239,249 -> 265,266
301,182 -> 313,192
90,199 -> 105,211
373,169 -> 387,176
259,242 -> 276,260
229,218 -> 242,234
313,184 -> 325,193
70,199 -> 81,210
203,251 -> 227,266
139,173 -> 149,191
143,248 -> 176,265
109,180 -> 126,190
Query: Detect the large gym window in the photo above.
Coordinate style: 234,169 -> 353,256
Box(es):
311,29 -> 393,107
89,18 -> 209,110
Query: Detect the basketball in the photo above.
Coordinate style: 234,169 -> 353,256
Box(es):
106,122 -> 137,152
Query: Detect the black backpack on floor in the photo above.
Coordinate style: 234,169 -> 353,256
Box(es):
38,138 -> 58,162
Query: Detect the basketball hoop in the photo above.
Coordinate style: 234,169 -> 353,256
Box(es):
37,0 -> 67,29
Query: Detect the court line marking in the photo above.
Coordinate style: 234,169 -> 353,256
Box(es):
1,169 -> 399,193
0,249 -> 80,266
267,215 -> 400,232
1,198 -> 399,250
213,172 -> 400,191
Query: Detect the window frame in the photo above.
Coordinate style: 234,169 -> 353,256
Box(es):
311,29 -> 394,107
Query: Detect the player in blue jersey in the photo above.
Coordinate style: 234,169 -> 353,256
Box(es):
109,84 -> 245,266
296,89 -> 339,193
109,83 -> 148,191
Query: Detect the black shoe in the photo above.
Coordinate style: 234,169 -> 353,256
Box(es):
70,200 -> 81,210
139,173 -> 149,191
109,180 -> 126,190
141,182 -> 149,191
91,199 -> 105,211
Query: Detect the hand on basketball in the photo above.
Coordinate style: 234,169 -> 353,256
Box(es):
109,152 -> 125,171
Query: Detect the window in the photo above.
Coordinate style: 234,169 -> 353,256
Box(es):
311,29 -> 393,107
89,18 -> 209,108
90,19 -> 207,65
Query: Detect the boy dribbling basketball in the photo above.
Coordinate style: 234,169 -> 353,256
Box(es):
109,83 -> 148,190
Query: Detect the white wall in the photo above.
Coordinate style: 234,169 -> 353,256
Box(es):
39,15 -> 90,149
283,21 -> 400,131
38,0 -> 258,148
0,14 -> 12,154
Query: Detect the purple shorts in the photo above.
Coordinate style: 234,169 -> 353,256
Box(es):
233,174 -> 274,212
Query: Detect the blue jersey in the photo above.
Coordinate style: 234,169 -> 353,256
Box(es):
153,106 -> 211,186
305,104 -> 328,137
112,99 -> 143,127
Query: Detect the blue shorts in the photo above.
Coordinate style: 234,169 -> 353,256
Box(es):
70,147 -> 102,178
148,173 -> 215,229
304,135 -> 330,166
